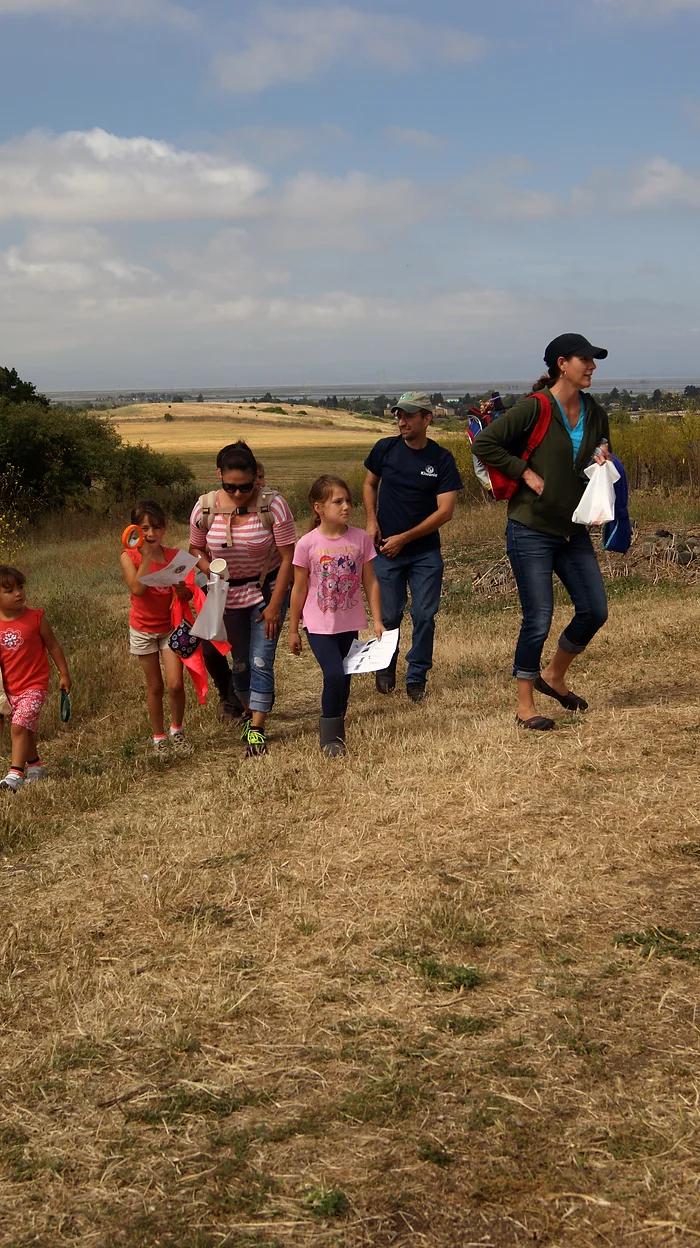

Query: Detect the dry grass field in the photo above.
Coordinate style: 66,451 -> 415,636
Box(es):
111,403 -> 382,490
3,485 -> 700,1247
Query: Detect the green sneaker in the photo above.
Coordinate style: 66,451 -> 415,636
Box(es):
244,726 -> 268,757
239,715 -> 252,741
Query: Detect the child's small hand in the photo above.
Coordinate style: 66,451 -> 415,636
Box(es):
60,674 -> 72,693
374,620 -> 385,640
174,582 -> 192,601
290,630 -> 303,656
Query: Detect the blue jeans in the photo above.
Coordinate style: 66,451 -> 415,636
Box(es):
224,595 -> 289,714
374,548 -> 444,685
506,520 -> 608,681
306,630 -> 357,718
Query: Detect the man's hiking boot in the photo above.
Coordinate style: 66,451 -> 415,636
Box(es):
406,683 -> 428,703
375,649 -> 398,695
319,716 -> 346,758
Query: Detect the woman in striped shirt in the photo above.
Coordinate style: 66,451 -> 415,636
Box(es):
189,441 -> 295,756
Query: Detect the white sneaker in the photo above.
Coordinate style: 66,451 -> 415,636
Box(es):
0,770 -> 24,792
25,764 -> 46,785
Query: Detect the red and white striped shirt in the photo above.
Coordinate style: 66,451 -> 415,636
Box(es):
189,492 -> 296,609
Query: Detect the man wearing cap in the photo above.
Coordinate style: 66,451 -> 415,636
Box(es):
363,392 -> 463,702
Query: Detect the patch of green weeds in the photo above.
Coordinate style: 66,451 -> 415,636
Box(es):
303,1184 -> 351,1219
488,1055 -> 537,1079
675,842 -> 700,858
338,1077 -> 432,1124
172,1030 -> 201,1054
378,943 -> 483,991
103,1215 -> 226,1247
605,1126 -> 657,1160
50,1036 -> 112,1071
205,1130 -> 250,1168
121,736 -> 137,760
420,902 -> 494,947
417,1141 -> 454,1167
434,1013 -> 494,1036
254,1111 -> 325,1144
615,926 -> 700,964
126,1085 -> 263,1125
453,664 -> 485,680
466,1098 -> 503,1130
294,917 -> 317,935
417,956 -> 482,991
198,852 -> 250,869
0,1126 -> 65,1182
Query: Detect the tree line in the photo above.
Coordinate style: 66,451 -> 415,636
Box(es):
0,365 -> 194,518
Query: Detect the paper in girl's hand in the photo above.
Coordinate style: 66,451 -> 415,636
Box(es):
343,629 -> 399,675
138,550 -> 199,588
571,460 -> 621,526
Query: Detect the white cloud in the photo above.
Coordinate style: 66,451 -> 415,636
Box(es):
595,0 -> 700,16
623,156 -> 700,209
0,227 -> 154,293
0,0 -> 195,25
571,156 -> 700,212
383,126 -> 449,151
212,5 -> 485,93
0,129 -> 267,223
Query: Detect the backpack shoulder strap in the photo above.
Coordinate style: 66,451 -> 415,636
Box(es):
521,393 -> 552,464
197,490 -> 219,533
254,487 -> 280,534
198,489 -> 235,547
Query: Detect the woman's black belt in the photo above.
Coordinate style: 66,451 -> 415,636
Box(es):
226,571 -> 278,587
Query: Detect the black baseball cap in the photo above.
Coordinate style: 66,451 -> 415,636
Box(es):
544,333 -> 608,368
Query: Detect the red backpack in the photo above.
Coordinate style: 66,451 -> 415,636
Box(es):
469,392 -> 552,501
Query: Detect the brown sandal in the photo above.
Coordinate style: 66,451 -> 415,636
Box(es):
516,714 -> 555,731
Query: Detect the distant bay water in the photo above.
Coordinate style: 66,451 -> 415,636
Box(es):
48,376 -> 700,403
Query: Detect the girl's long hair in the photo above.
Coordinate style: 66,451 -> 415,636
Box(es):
307,474 -> 352,530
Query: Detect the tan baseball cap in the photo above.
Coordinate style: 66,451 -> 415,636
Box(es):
390,391 -> 434,414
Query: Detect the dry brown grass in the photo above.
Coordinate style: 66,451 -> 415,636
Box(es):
111,402 -> 380,491
3,501 -> 700,1246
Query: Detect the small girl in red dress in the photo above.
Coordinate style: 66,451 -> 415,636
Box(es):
0,565 -> 71,792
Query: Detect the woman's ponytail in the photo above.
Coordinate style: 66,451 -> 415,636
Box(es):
532,363 -> 560,392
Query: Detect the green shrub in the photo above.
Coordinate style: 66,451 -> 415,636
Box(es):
0,399 -> 194,517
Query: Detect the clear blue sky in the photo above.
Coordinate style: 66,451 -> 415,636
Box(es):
1,0 -> 699,389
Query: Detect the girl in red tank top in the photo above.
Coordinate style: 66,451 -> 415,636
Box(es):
120,500 -> 196,755
0,564 -> 71,792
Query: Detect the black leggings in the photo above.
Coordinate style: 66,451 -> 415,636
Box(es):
202,640 -> 232,702
306,630 -> 357,718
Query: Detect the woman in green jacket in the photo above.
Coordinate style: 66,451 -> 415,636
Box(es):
472,333 -> 612,730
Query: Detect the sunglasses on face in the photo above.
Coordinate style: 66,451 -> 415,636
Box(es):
221,480 -> 256,494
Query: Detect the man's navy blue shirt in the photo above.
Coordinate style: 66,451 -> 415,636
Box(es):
364,435 -> 463,556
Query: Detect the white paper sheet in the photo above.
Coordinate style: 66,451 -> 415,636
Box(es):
343,628 -> 399,675
138,550 -> 199,588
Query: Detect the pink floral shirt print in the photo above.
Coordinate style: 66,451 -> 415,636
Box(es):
293,526 -> 376,635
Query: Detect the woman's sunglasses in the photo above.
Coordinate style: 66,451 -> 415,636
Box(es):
221,480 -> 256,495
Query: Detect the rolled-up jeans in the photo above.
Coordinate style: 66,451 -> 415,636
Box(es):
223,594 -> 289,714
505,520 -> 608,681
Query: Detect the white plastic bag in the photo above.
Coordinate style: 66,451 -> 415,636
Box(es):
190,570 -> 228,642
571,460 -> 620,526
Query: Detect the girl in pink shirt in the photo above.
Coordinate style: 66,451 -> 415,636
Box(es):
290,475 -> 383,757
